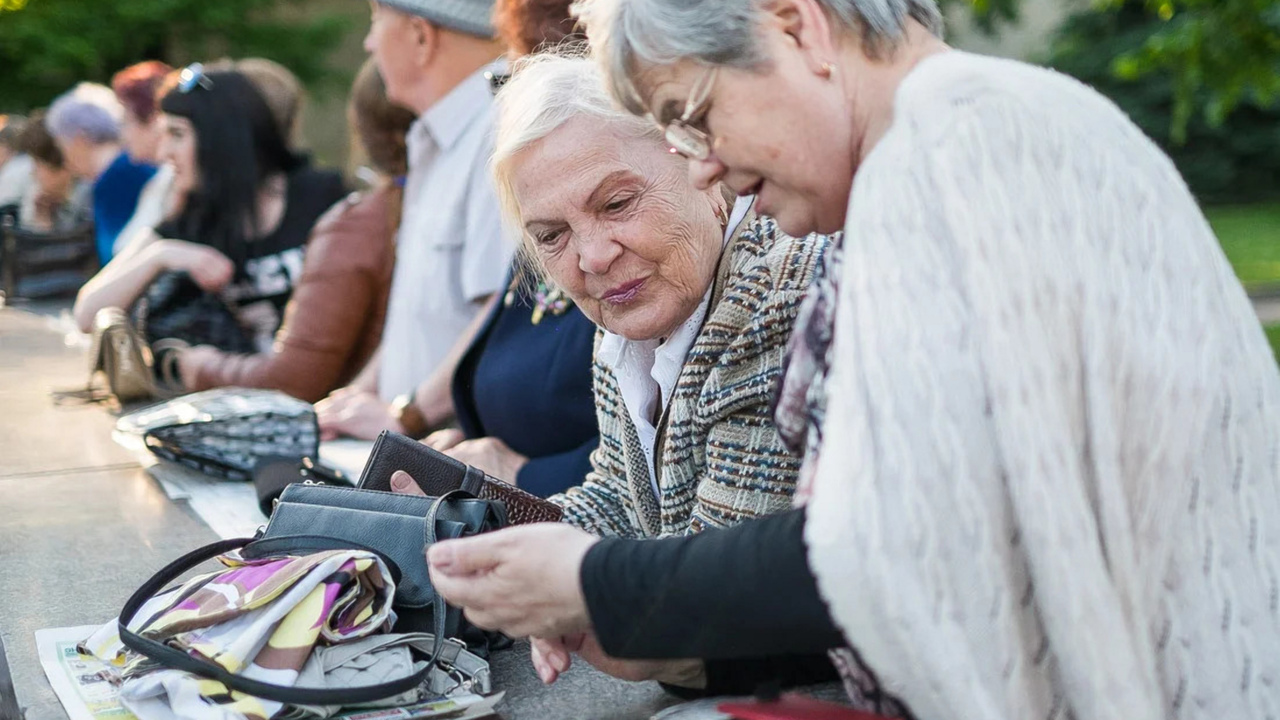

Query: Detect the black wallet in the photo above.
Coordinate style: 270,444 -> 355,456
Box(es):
357,431 -> 564,525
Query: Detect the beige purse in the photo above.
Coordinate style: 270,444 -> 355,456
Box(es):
52,307 -> 181,406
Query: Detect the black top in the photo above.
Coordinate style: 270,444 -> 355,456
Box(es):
581,507 -> 845,695
158,166 -> 346,346
452,264 -> 600,497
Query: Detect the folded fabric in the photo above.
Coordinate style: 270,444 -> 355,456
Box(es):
84,549 -> 395,720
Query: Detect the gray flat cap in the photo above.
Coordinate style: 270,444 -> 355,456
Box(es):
378,0 -> 495,38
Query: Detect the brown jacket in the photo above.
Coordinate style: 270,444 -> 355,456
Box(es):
187,185 -> 396,402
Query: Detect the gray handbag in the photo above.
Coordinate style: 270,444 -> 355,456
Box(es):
118,485 -> 508,706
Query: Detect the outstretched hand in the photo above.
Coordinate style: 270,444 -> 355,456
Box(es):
425,522 -> 598,640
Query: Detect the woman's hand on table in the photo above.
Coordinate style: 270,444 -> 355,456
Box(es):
425,522 -> 598,639
315,387 -> 401,441
422,428 -> 465,452
445,437 -> 528,484
531,633 -> 706,688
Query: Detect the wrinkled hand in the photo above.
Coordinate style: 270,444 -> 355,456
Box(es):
422,428 -> 465,452
446,437 -> 528,485
315,387 -> 401,441
153,239 -> 234,291
426,523 -> 598,639
531,634 -> 706,687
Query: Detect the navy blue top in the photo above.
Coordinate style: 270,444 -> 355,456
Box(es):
92,152 -> 156,264
452,266 -> 600,498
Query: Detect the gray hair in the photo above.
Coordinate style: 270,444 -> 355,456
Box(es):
572,0 -> 943,115
491,50 -> 663,263
46,83 -> 124,144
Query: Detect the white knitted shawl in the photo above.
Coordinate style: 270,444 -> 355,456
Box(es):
805,51 -> 1280,720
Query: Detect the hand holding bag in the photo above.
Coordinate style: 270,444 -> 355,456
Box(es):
359,430 -> 563,525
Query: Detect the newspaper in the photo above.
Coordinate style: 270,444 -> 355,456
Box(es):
38,626 -> 502,720
36,625 -> 137,720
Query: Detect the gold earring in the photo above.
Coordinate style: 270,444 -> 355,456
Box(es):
820,62 -> 835,78
713,203 -> 727,226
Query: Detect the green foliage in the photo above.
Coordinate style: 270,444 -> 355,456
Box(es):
1099,0 -> 1280,142
1048,2 -> 1280,202
0,0 -> 348,112
1265,324 -> 1280,364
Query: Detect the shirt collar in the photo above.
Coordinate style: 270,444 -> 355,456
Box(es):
421,58 -> 507,152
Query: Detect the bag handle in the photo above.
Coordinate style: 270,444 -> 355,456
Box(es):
118,492 -> 464,705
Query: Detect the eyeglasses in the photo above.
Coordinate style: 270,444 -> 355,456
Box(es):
663,66 -> 718,161
177,63 -> 214,93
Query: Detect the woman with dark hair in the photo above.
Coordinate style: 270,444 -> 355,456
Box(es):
72,67 -> 347,351
170,60 -> 411,402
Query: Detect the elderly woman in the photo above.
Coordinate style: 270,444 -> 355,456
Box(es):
480,50 -> 827,536
396,50 -> 832,688
424,0 -> 1280,717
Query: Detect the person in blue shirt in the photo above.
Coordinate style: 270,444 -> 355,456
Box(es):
45,82 -> 157,265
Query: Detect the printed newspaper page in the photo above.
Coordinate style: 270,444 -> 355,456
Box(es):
35,625 -> 137,720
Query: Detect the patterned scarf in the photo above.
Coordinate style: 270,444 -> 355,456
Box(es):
83,549 -> 395,720
774,234 -> 912,720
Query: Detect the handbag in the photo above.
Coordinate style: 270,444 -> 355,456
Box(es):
359,430 -> 564,525
130,270 -> 256,353
117,486 -> 505,706
117,388 -> 319,481
51,307 -> 181,405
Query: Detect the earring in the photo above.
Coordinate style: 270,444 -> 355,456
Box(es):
713,203 -> 727,226
819,62 -> 835,79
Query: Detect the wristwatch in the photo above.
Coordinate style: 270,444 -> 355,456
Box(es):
390,391 -> 430,439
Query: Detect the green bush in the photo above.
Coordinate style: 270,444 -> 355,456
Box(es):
1046,2 -> 1280,204
0,0 -> 347,112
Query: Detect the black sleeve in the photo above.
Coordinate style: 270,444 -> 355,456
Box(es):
661,653 -> 841,699
580,507 -> 845,661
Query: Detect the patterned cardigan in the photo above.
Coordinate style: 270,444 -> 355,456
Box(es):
552,216 -> 830,537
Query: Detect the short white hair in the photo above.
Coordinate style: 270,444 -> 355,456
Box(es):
46,82 -> 124,144
572,0 -> 944,115
491,50 -> 662,260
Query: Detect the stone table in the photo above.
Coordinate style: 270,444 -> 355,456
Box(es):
0,303 -> 682,720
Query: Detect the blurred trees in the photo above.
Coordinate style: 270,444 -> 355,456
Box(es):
946,0 -> 1278,141
0,0 -> 347,111
1048,1 -> 1280,201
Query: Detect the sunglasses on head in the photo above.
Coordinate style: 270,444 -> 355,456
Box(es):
177,63 -> 214,94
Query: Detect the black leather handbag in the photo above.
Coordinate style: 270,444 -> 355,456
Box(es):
117,485 -> 508,705
130,270 -> 256,353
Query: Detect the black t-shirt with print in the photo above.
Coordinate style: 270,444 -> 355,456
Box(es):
158,166 -> 347,349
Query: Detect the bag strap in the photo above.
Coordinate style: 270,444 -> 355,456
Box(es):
118,494 -> 463,706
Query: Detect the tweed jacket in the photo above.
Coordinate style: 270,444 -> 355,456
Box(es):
553,216 -> 830,538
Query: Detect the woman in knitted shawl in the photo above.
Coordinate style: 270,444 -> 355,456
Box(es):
420,0 -> 1280,717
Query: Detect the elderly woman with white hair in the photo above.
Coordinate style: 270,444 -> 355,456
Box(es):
423,0 -> 1280,717
395,50 -> 835,692
46,82 -> 157,264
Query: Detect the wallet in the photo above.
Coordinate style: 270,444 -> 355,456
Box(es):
357,431 -> 564,525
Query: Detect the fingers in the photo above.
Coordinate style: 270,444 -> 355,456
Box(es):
530,638 -> 562,684
390,470 -> 425,496
426,533 -> 506,578
423,429 -> 464,452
